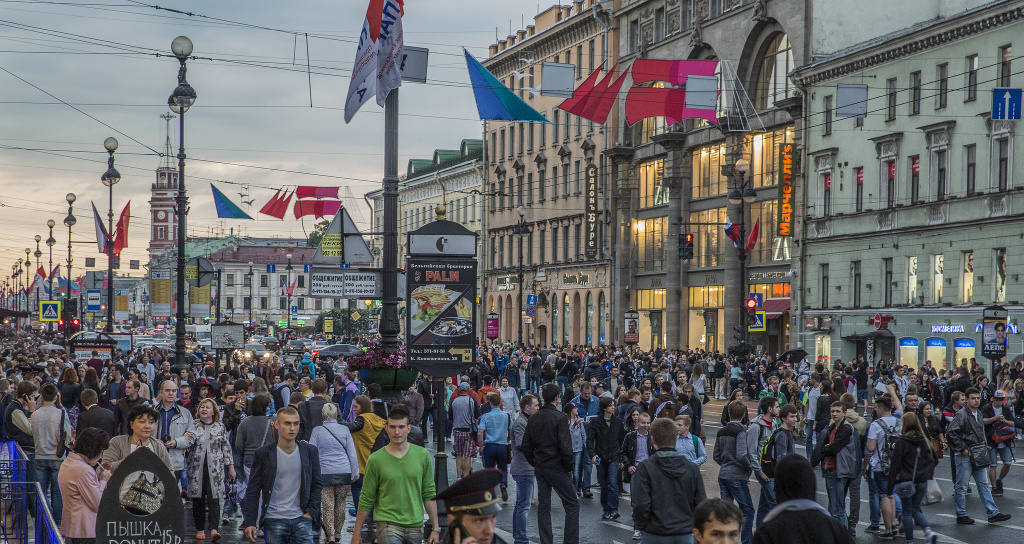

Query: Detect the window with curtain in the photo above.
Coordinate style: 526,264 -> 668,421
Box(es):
692,143 -> 727,198
688,208 -> 726,268
639,158 -> 667,208
746,128 -> 793,189
755,34 -> 794,110
636,217 -> 666,273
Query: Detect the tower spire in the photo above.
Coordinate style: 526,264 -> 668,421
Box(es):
160,113 -> 175,169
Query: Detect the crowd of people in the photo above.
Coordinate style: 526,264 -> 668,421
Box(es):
3,327 -> 1024,544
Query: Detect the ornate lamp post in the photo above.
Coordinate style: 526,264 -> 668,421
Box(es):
168,35 -> 197,367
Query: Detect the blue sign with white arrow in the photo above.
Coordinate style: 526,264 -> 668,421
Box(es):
526,294 -> 538,306
304,264 -> 313,273
992,88 -> 1022,120
266,264 -> 277,274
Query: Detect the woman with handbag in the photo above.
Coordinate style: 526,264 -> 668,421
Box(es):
309,402 -> 359,544
886,413 -> 938,544
186,398 -> 236,542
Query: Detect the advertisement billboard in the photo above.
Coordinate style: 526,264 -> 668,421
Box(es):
406,259 -> 476,376
624,310 -> 640,345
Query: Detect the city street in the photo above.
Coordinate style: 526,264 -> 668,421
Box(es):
196,397 -> 1024,544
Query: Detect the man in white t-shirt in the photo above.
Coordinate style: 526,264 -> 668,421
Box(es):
864,397 -> 900,538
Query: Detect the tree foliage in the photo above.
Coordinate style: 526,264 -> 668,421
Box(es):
306,219 -> 331,248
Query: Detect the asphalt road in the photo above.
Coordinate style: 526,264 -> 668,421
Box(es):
196,396 -> 1024,544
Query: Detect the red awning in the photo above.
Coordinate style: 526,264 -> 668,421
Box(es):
764,298 -> 791,319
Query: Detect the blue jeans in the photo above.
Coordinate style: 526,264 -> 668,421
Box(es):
482,443 -> 509,487
572,451 -> 584,491
898,482 -> 930,542
641,533 -> 693,544
823,468 -> 849,528
34,458 -> 62,525
803,421 -> 815,455
718,479 -> 754,544
263,516 -> 313,544
867,470 -> 901,528
512,474 -> 535,544
351,475 -> 364,512
755,478 -> 775,528
954,453 -> 999,518
730,378 -> 740,393
578,452 -> 592,491
595,458 -> 619,515
375,521 -> 424,544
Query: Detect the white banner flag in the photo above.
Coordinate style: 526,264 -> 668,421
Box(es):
344,0 -> 385,123
375,0 -> 404,107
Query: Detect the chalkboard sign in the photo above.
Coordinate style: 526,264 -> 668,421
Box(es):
96,447 -> 185,544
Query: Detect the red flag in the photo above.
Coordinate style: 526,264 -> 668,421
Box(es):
112,201 -> 130,257
285,277 -> 297,296
744,218 -> 760,253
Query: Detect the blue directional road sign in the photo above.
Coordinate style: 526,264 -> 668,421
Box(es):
266,264 -> 277,273
526,294 -> 538,306
291,305 -> 298,314
40,301 -> 61,322
304,264 -> 313,273
992,88 -> 1022,120
748,293 -> 764,308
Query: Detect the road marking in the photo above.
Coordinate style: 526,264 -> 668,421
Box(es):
937,513 -> 1024,531
602,520 -> 634,531
934,477 -> 1024,494
495,527 -> 515,542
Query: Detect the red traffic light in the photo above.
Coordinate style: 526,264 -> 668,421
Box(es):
745,298 -> 758,311
58,319 -> 64,326
685,233 -> 694,243
72,318 -> 80,327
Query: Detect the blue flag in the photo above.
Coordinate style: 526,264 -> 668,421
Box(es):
210,184 -> 253,219
464,48 -> 548,122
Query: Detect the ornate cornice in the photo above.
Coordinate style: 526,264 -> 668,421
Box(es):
485,14 -> 606,78
793,4 -> 1024,86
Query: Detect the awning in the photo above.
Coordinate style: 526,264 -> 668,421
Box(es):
764,298 -> 791,319
843,329 -> 896,340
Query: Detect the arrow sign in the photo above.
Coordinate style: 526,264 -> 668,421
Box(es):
992,88 -> 1022,120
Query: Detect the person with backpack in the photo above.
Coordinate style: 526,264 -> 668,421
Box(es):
947,386 -> 1012,525
713,401 -> 755,544
981,389 -> 1015,497
814,401 -> 859,534
886,412 -> 938,544
674,414 -> 707,466
864,396 -> 901,537
632,417 -> 707,544
748,396 -> 780,529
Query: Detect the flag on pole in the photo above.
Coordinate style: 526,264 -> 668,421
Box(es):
375,0 -> 404,107
31,267 -> 45,292
112,201 -> 130,257
345,0 -> 405,122
723,221 -> 741,248
92,202 -> 109,254
464,49 -> 549,122
286,277 -> 297,296
744,218 -> 760,253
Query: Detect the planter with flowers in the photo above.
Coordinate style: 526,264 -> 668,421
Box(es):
347,347 -> 420,391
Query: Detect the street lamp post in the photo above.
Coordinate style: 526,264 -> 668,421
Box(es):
24,250 -> 30,319
168,35 -> 197,368
64,193 -> 77,343
101,137 -> 121,333
247,261 -> 254,328
34,236 -> 42,320
286,253 -> 293,332
727,158 -> 755,344
515,205 -> 527,349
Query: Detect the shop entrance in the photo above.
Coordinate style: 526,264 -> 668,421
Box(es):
953,338 -> 976,370
925,338 -> 947,370
899,338 -> 919,368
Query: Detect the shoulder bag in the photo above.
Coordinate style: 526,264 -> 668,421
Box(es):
57,410 -> 70,458
505,413 -> 513,460
893,444 -> 920,498
320,426 -> 354,486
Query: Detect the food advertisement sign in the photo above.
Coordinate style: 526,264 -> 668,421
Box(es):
406,259 -> 477,376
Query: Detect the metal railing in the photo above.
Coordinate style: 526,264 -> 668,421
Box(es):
1,441 -> 64,544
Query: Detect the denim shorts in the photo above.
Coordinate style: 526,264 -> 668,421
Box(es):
989,445 -> 1013,465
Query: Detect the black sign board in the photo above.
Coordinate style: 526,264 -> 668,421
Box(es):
585,163 -> 599,259
96,447 -> 185,544
406,258 -> 477,377
982,304 -> 1008,360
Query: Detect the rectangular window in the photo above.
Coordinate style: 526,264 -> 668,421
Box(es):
855,167 -> 864,212
564,113 -> 570,141
885,160 -> 897,207
852,261 -> 862,308
490,132 -> 496,162
823,95 -> 833,135
932,254 -> 944,304
886,78 -> 897,120
297,298 -> 305,310
962,251 -> 974,303
260,297 -> 268,310
935,149 -> 947,201
636,217 -> 667,273
243,273 -> 252,287
562,162 -> 570,195
683,0 -> 693,29
242,297 -> 251,310
539,230 -> 546,264
562,226 -> 570,262
226,297 -> 234,310
226,274 -> 235,287
883,258 -> 893,307
297,275 -> 305,288
314,298 -> 322,311
995,248 -> 1007,302
574,224 -> 581,261
499,129 -> 506,160
965,54 -> 978,101
909,157 -> 919,204
588,40 -> 595,73
552,110 -> 559,144
1000,45 -> 1012,86
509,126 -> 515,159
692,143 -> 727,198
552,166 -> 558,198
527,232 -> 534,265
279,296 -> 286,309
539,114 -> 547,148
936,63 -> 948,109
710,0 -> 722,17
498,237 -> 504,268
997,138 -> 1009,191
821,172 -> 832,216
820,264 -> 830,308
965,144 -> 976,194
527,123 -> 534,151
576,45 -> 583,78
518,123 -> 524,156
640,159 -> 667,207
629,20 -> 639,53
574,160 -> 581,194
527,172 -> 534,204
260,274 -> 268,288
910,71 -> 921,115
517,176 -> 524,206
908,256 -> 918,305
654,8 -> 665,42
539,169 -> 547,201
157,226 -> 165,239
551,228 -> 558,263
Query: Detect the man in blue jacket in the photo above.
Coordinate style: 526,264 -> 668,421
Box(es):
243,406 -> 323,544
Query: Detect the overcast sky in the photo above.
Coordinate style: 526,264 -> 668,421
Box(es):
0,0 -> 543,279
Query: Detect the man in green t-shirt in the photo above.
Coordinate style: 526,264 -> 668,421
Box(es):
351,405 -> 439,544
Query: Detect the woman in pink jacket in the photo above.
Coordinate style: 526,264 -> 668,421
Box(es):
57,428 -> 112,544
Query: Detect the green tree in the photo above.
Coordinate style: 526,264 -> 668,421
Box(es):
306,219 -> 331,248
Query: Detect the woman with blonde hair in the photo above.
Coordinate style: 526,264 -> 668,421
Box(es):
309,402 -> 359,544
186,398 -> 235,541
887,412 -> 937,544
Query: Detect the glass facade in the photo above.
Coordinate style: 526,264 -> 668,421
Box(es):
639,159 -> 667,208
636,217 -> 667,273
688,208 -> 726,268
692,143 -> 728,198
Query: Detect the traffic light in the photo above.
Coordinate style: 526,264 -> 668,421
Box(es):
66,298 -> 78,316
679,233 -> 694,260
71,318 -> 80,331
746,297 -> 758,327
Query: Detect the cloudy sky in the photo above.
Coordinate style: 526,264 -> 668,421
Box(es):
0,0 -> 541,280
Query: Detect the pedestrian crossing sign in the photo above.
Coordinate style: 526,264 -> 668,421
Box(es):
747,311 -> 766,332
40,300 -> 61,322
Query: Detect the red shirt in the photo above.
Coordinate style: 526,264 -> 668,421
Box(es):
825,424 -> 840,470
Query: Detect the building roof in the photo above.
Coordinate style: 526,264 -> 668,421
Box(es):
208,245 -> 315,265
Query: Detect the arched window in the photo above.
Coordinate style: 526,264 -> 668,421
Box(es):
755,34 -> 794,110
563,294 -> 571,346
586,292 -> 594,346
552,299 -> 559,347
598,292 -> 606,343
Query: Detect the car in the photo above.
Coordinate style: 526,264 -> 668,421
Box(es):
283,339 -> 308,357
261,337 -> 281,352
236,343 -> 269,362
314,343 -> 363,361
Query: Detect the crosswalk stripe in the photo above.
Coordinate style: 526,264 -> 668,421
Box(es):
937,513 -> 1024,531
602,520 -> 634,531
934,477 -> 1024,494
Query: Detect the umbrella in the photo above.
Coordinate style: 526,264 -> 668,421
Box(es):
39,344 -> 65,351
779,348 -> 809,364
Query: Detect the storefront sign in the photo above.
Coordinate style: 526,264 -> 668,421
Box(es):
777,144 -> 794,236
562,271 -> 591,287
748,271 -> 788,281
930,324 -> 965,334
868,313 -> 895,329
496,275 -> 518,291
636,275 -> 665,289
624,310 -> 640,345
585,164 -> 599,259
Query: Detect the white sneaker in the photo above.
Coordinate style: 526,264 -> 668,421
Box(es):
925,529 -> 937,544
633,530 -> 641,540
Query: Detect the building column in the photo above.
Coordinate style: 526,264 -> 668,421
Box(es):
607,147 -> 635,345
654,132 -> 688,350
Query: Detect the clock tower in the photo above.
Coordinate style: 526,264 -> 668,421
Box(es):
149,113 -> 180,259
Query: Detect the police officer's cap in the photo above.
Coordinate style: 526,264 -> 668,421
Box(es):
433,469 -> 503,515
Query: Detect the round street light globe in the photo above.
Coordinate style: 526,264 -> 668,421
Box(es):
171,36 -> 193,60
103,137 -> 118,152
34,235 -> 41,243
47,219 -> 55,228
735,158 -> 750,174
66,193 -> 76,204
